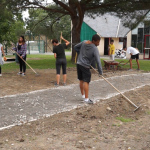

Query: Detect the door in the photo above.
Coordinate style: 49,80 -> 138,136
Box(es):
144,35 -> 150,59
104,38 -> 109,55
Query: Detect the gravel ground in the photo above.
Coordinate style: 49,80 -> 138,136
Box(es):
0,68 -> 150,150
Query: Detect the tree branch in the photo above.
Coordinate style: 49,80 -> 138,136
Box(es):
50,14 -> 66,33
81,0 -> 93,4
85,2 -> 120,11
31,14 -> 50,31
19,1 -> 69,15
53,0 -> 75,16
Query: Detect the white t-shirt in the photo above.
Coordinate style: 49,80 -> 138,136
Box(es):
0,43 -> 2,53
0,43 -> 3,65
127,47 -> 139,55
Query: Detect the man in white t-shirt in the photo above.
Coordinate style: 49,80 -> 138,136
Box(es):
123,46 -> 140,70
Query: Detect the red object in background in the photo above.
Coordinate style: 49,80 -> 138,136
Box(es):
144,35 -> 150,60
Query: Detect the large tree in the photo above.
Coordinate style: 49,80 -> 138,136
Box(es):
0,0 -> 25,44
26,8 -> 71,42
6,0 -> 150,61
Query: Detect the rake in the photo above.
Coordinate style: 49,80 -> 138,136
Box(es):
91,65 -> 140,112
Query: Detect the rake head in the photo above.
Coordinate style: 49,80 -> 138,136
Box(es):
134,105 -> 141,112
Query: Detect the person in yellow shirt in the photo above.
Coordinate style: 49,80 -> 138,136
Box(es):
108,39 -> 115,61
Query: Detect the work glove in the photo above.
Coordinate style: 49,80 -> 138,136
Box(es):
4,56 -> 7,61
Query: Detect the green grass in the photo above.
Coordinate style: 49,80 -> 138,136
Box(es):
1,54 -> 150,73
101,58 -> 150,71
1,54 -> 76,72
146,111 -> 150,115
116,116 -> 133,123
112,123 -> 121,127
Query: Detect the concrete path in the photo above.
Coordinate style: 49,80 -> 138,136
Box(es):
0,73 -> 150,130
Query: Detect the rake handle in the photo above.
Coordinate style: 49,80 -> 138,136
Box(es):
14,51 -> 38,75
90,66 -> 138,108
60,32 -> 62,44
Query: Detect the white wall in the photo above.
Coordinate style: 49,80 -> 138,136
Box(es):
97,37 -> 104,55
97,32 -> 132,56
126,31 -> 132,58
112,38 -> 123,49
127,31 -> 131,47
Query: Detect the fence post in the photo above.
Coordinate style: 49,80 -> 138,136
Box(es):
45,36 -> 47,53
38,35 -> 40,53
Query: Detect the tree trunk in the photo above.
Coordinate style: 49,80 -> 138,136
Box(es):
71,16 -> 83,62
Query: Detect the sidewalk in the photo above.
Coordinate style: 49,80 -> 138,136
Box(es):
0,73 -> 150,130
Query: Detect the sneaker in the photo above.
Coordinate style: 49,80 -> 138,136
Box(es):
17,72 -> 22,75
22,73 -> 26,76
54,83 -> 59,86
63,83 -> 66,86
82,95 -> 85,99
85,99 -> 93,104
0,74 -> 2,76
128,69 -> 133,71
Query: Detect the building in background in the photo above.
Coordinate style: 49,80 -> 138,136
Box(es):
80,13 -> 131,56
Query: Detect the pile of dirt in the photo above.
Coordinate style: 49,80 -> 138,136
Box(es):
0,85 -> 150,150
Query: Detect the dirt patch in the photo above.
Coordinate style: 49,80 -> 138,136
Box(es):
0,67 -> 145,97
0,67 -> 149,149
0,85 -> 150,150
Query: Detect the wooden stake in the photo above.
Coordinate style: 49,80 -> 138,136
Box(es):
60,32 -> 62,43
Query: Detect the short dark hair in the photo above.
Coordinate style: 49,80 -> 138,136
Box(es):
52,39 -> 58,44
110,39 -> 114,43
123,46 -> 127,49
92,34 -> 101,42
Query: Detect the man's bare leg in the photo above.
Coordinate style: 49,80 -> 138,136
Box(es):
84,82 -> 89,99
80,80 -> 84,95
136,59 -> 140,70
130,58 -> 132,69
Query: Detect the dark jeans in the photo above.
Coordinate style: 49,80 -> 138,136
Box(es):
18,55 -> 26,73
0,66 -> 1,74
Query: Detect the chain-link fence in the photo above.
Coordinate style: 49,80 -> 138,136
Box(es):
3,35 -> 53,55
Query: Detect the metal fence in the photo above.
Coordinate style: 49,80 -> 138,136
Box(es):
4,35 -> 53,55
27,40 -> 45,54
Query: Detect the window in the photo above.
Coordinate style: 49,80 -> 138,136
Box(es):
119,38 -> 124,42
131,35 -> 137,47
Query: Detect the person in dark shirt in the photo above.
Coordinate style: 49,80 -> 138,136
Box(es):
52,35 -> 70,86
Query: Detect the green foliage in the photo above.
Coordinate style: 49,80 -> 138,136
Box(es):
0,0 -> 25,44
26,8 -> 71,41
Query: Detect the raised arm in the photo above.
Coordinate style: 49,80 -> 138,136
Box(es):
60,35 -> 70,46
1,46 -> 5,57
